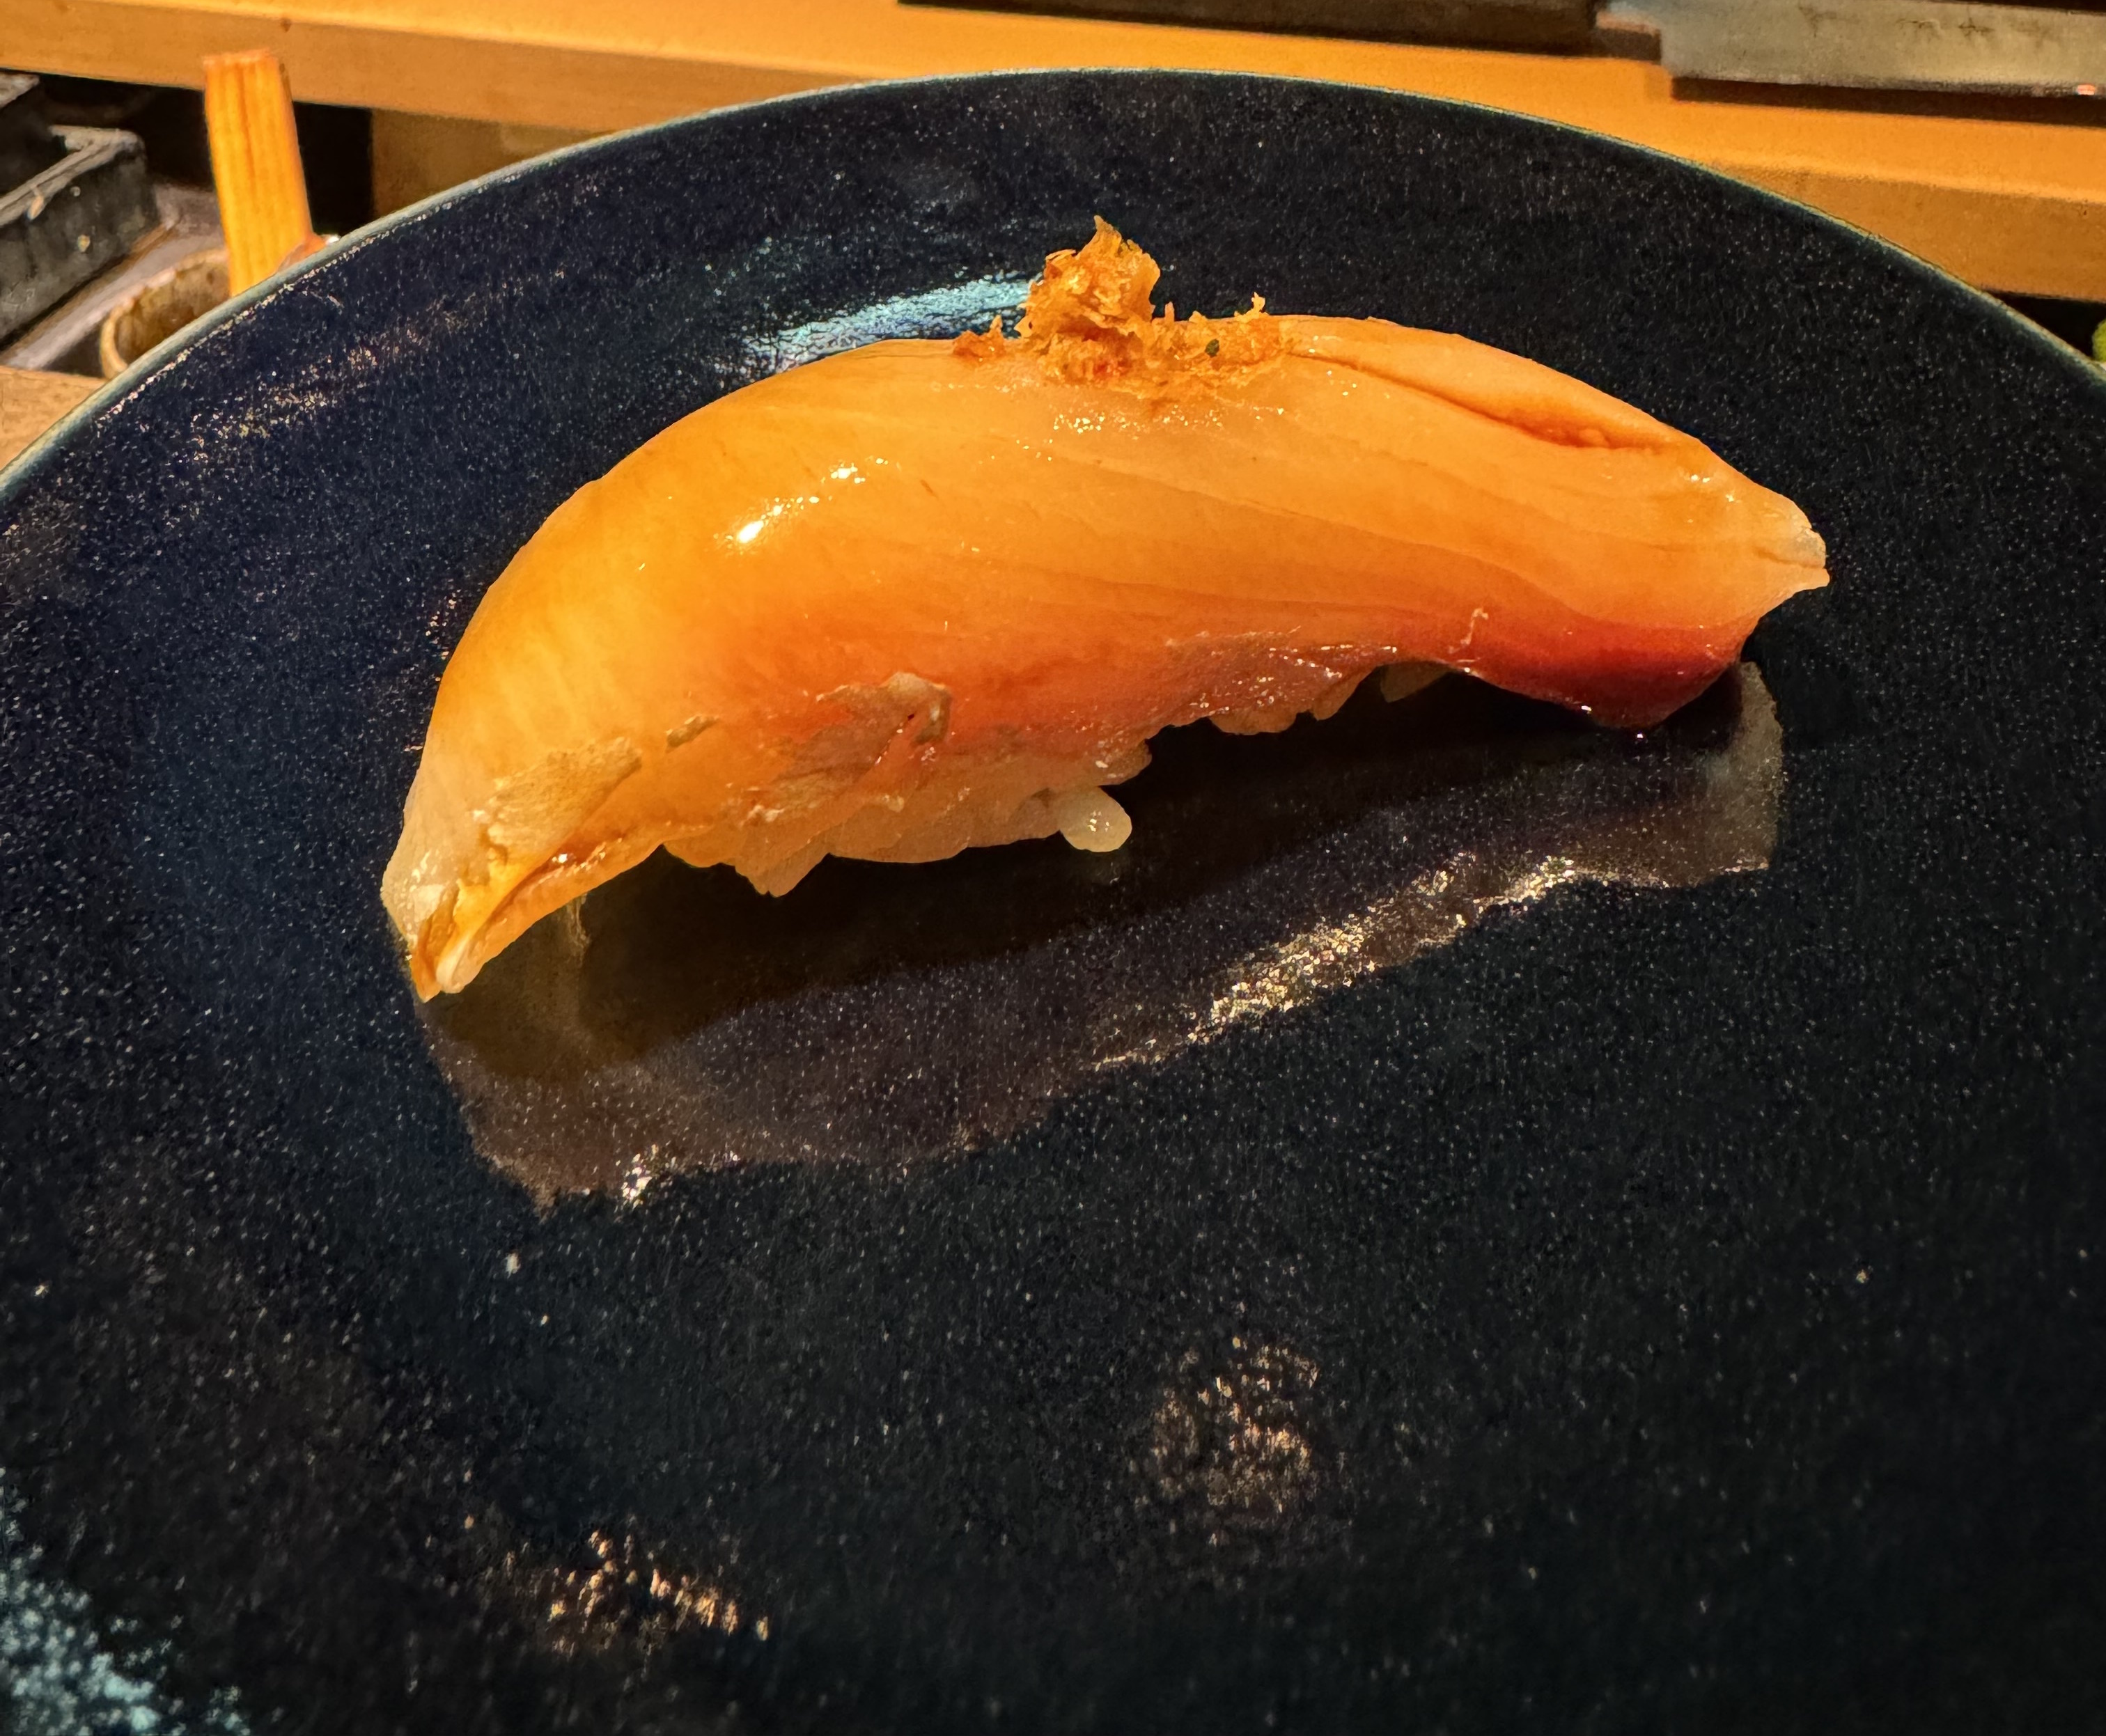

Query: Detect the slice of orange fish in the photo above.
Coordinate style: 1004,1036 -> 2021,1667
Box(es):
385,221 -> 1827,998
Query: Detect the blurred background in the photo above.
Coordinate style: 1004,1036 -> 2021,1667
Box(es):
5,0 -> 2105,463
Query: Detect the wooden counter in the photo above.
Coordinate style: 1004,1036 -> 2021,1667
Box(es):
11,0 -> 2106,299
1,366 -> 97,467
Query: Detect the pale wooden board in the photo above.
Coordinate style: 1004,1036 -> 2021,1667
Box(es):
11,0 -> 2106,297
0,366 -> 98,472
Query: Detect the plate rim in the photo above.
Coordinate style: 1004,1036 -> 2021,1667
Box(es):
3,65 -> 2099,523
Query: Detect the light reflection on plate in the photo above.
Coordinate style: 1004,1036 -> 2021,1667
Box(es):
423,664 -> 1779,1203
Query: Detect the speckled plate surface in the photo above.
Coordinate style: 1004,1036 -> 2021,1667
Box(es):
3,71 -> 2104,1735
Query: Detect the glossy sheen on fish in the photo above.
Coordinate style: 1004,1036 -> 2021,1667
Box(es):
385,222 -> 1827,996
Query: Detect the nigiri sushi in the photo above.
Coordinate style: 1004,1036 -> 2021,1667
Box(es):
385,221 -> 1826,998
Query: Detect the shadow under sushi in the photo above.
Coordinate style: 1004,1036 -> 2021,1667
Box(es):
423,667 -> 1781,1200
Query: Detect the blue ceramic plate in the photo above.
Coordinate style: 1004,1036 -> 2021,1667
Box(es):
3,72 -> 2103,1735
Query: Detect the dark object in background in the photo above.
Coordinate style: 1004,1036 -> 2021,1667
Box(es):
0,75 -> 155,344
904,0 -> 1598,49
290,100 -> 375,236
2000,290 -> 2106,359
0,182 -> 220,376
933,0 -> 2106,84
0,71 -> 373,374
36,74 -> 374,236
0,72 -> 65,189
31,73 -> 196,159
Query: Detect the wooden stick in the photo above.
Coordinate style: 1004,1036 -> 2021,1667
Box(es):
203,49 -> 322,296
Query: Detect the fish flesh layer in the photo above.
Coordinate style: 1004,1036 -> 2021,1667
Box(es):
385,221 -> 1827,996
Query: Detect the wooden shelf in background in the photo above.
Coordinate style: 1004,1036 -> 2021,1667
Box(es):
10,0 -> 2106,299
